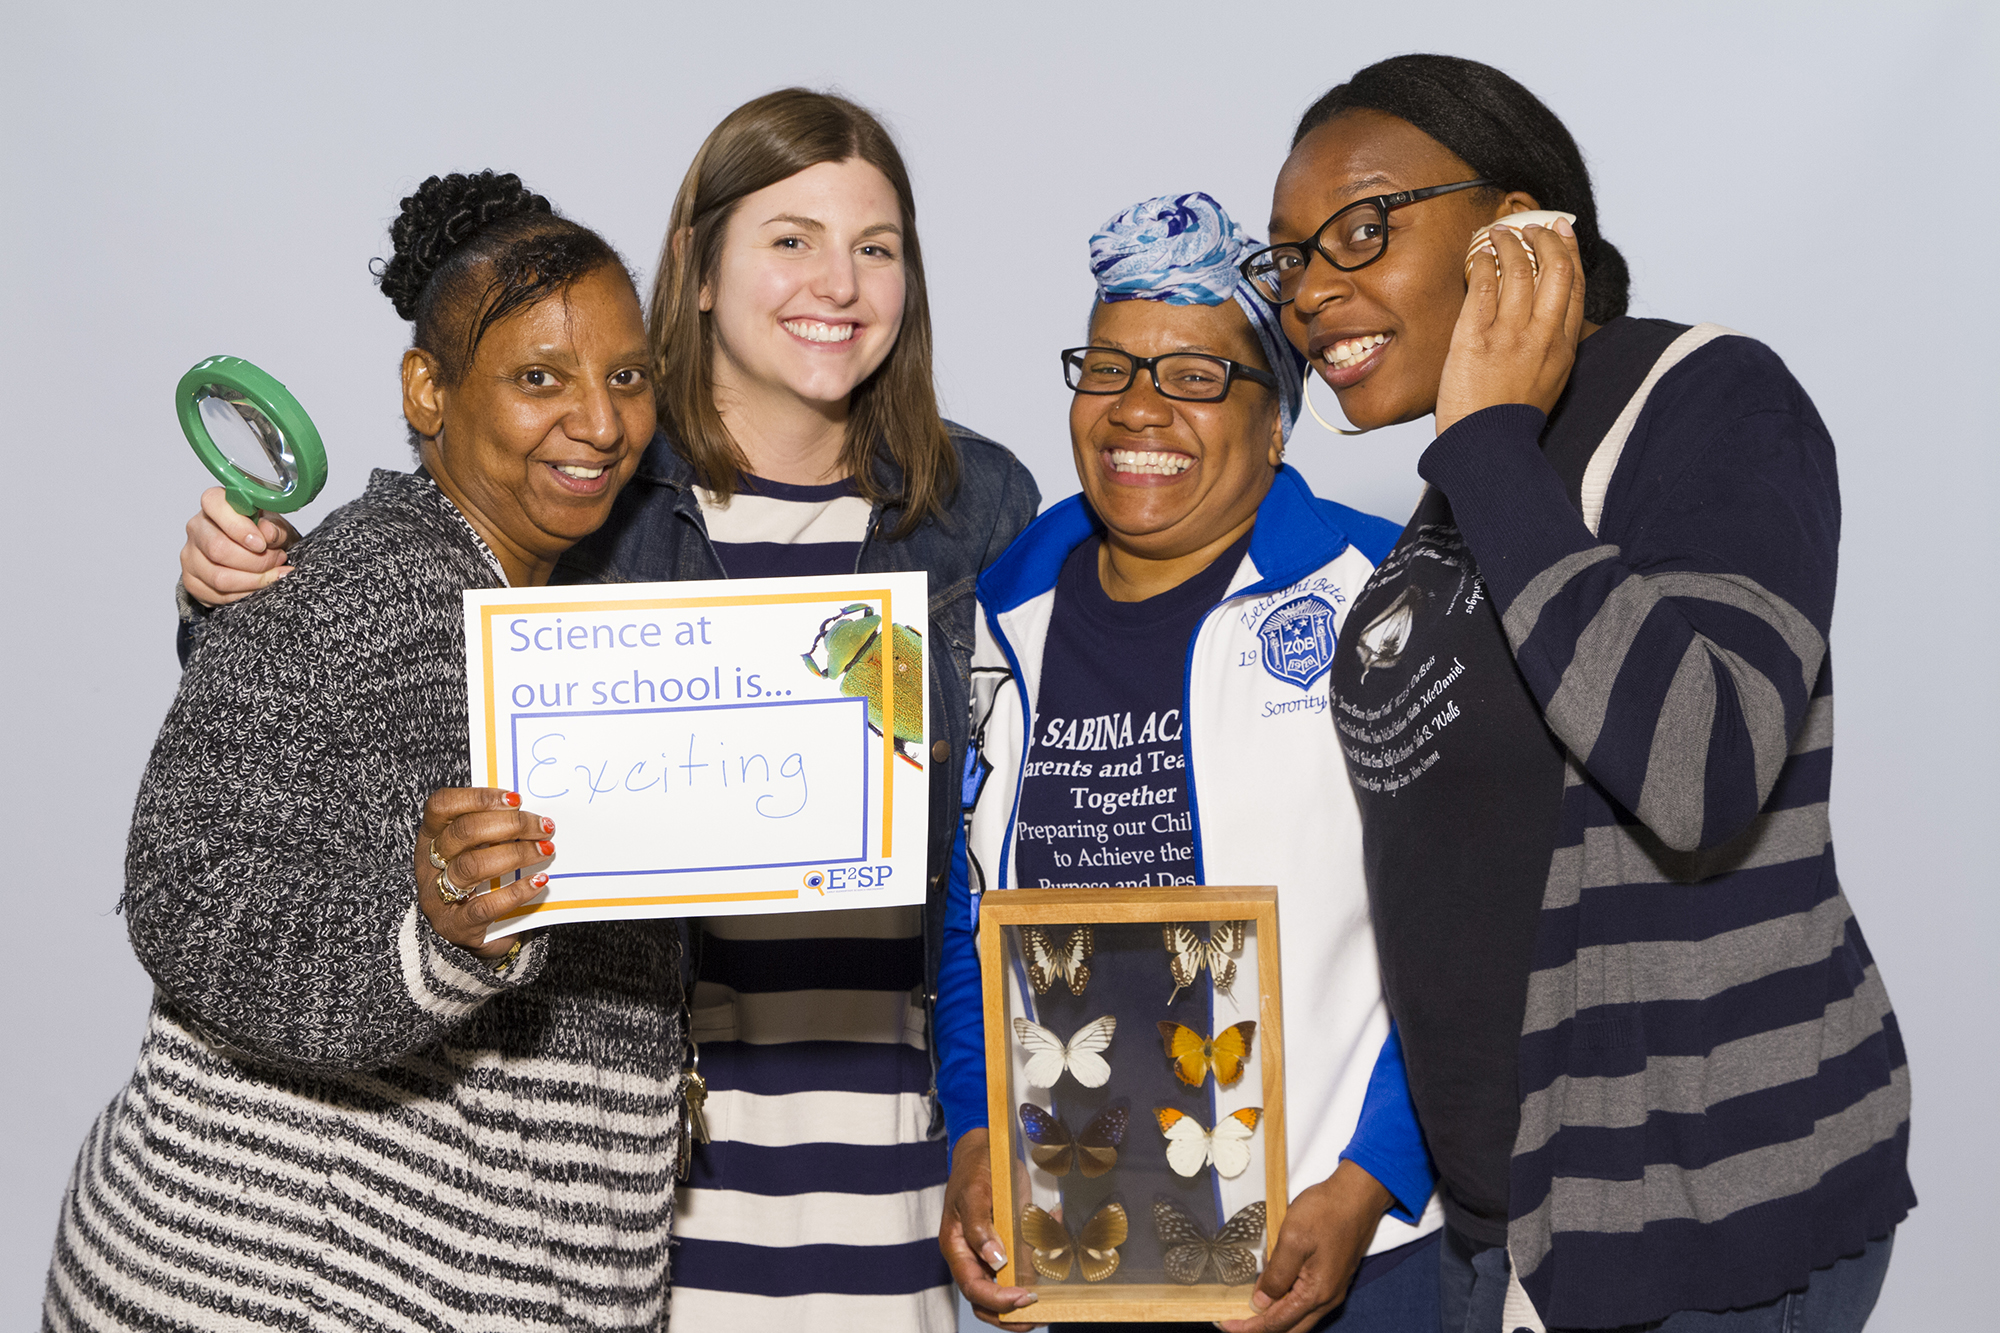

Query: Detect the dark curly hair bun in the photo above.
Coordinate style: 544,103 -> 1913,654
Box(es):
377,171 -> 553,320
369,172 -> 624,407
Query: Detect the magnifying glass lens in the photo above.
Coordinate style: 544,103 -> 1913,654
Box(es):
177,356 -> 326,516
195,388 -> 297,492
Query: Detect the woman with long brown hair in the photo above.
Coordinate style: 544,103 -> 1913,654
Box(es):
177,89 -> 1039,1331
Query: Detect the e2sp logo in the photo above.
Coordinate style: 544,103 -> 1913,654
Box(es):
802,865 -> 896,894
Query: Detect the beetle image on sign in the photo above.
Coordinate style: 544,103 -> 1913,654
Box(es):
801,603 -> 925,767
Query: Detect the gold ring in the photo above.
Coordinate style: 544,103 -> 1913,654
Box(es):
428,838 -> 449,871
435,867 -> 471,904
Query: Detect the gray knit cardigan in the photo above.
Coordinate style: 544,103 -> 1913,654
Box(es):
44,470 -> 684,1332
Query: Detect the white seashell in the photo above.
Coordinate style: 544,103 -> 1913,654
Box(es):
1465,210 -> 1579,280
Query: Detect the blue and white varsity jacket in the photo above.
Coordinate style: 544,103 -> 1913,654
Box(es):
933,465 -> 1441,1249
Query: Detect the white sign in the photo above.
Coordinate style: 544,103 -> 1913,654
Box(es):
462,573 -> 930,938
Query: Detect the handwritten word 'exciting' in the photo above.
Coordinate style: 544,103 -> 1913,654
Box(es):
524,730 -> 808,819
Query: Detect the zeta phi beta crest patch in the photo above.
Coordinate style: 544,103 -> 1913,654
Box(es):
1258,594 -> 1339,688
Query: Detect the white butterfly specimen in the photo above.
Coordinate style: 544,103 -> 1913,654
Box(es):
1164,920 -> 1246,1003
1155,1106 -> 1263,1178
1022,924 -> 1093,996
1012,1015 -> 1117,1089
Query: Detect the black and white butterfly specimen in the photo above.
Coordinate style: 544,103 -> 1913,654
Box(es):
1014,1015 -> 1116,1089
1019,1100 -> 1129,1178
1162,920 -> 1246,1003
1022,924 -> 1094,996
1019,1201 -> 1129,1282
1152,1198 -> 1267,1285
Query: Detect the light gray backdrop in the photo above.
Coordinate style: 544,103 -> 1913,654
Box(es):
3,2 -> 1992,1328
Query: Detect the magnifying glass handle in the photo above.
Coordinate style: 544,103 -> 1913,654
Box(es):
223,488 -> 260,518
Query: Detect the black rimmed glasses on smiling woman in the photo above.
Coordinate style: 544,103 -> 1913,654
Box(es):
1238,178 -> 1493,305
1061,347 -> 1279,401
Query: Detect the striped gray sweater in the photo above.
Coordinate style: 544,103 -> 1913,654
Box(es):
44,470 -> 684,1332
1417,328 -> 1913,1328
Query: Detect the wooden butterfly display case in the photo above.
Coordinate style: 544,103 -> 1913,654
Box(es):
978,885 -> 1285,1322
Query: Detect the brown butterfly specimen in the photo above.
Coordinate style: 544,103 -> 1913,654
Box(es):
1022,924 -> 1093,996
1019,1101 -> 1129,1178
1153,1198 -> 1267,1285
1156,1020 -> 1257,1088
1163,920 -> 1245,1003
1019,1201 -> 1129,1282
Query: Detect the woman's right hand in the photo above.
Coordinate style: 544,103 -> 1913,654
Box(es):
416,787 -> 557,959
181,486 -> 299,606
1433,218 -> 1587,436
938,1128 -> 1040,1326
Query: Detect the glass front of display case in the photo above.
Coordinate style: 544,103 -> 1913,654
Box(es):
979,888 -> 1283,1322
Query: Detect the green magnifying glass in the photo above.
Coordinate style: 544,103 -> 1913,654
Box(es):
175,356 -> 328,517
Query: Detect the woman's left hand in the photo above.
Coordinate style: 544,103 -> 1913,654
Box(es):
1216,1160 -> 1394,1333
415,786 -> 555,958
1434,217 -> 1587,436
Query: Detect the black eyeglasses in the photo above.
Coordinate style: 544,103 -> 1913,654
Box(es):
1060,347 -> 1278,402
1238,178 -> 1493,305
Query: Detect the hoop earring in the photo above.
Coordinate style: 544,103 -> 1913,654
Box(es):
1303,368 -> 1372,436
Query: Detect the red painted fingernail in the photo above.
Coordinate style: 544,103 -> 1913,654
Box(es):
531,872 -> 550,888
538,840 -> 555,857
541,817 -> 556,834
503,791 -> 522,808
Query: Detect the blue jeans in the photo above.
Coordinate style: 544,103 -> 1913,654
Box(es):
1438,1226 -> 1894,1332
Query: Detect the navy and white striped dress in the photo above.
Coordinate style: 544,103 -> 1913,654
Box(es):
667,476 -> 955,1331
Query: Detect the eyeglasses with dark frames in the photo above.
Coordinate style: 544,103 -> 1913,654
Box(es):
1238,178 -> 1494,306
1060,347 -> 1279,402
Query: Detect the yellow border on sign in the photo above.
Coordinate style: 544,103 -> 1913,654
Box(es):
496,888 -> 798,922
477,587 -> 897,917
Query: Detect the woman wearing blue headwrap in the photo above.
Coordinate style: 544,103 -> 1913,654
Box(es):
932,193 -> 1442,1332
1087,193 -> 1306,442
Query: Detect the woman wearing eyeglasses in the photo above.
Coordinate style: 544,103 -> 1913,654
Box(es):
934,192 -> 1443,1333
1240,55 -> 1912,1331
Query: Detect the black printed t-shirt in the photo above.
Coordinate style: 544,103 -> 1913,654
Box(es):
1331,318 -> 1688,1244
1014,529 -> 1250,889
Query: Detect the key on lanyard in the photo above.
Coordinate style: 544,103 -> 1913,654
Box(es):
677,1039 -> 711,1180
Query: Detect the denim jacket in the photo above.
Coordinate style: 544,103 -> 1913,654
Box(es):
553,423 -> 1041,1022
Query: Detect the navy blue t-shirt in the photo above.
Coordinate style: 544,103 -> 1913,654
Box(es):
1013,530 -> 1249,889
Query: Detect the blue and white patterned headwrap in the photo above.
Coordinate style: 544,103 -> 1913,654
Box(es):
1088,192 -> 1304,440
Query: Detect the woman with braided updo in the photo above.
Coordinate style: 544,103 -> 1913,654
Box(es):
44,171 -> 687,1332
174,91 -> 1040,1331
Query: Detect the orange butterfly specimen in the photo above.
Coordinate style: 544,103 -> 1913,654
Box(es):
1018,1201 -> 1129,1282
1156,1020 -> 1257,1088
